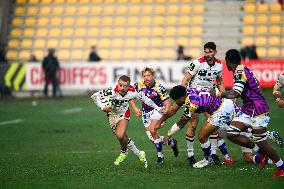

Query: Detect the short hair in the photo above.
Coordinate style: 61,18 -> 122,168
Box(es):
119,75 -> 131,83
204,42 -> 216,51
225,49 -> 241,65
169,85 -> 187,100
141,67 -> 155,77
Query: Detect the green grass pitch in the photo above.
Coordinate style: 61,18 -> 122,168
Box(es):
0,88 -> 284,189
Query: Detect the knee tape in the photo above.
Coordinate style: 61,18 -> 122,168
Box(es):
227,125 -> 241,135
251,132 -> 268,143
146,131 -> 154,142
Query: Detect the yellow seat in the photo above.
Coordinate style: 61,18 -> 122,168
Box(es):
37,17 -> 49,26
243,4 -> 255,13
177,26 -> 190,36
140,16 -> 152,25
137,38 -> 150,47
70,50 -> 84,60
14,7 -> 25,16
25,17 -> 36,26
16,0 -> 27,4
102,6 -> 116,15
162,48 -> 176,59
80,0 -> 91,3
255,36 -> 267,46
99,27 -> 112,36
164,27 -> 176,36
155,5 -> 166,14
122,49 -> 136,60
75,17 -> 88,26
241,36 -> 254,46
87,27 -> 100,36
166,16 -> 178,25
78,6 -> 90,15
269,25 -> 281,34
62,17 -> 75,26
50,17 -> 62,26
41,0 -> 53,4
29,0 -> 40,4
268,36 -> 280,46
66,0 -> 77,3
34,39 -> 46,48
39,6 -> 51,15
163,38 -> 175,48
124,38 -> 137,48
268,47 -> 280,57
23,28 -> 35,37
109,49 -> 122,60
36,28 -> 48,37
178,16 -> 190,25
74,28 -> 87,37
176,37 -> 189,47
257,15 -> 268,24
72,39 -> 85,48
152,27 -> 164,36
242,25 -> 254,35
257,4 -> 268,13
188,48 -> 201,59
140,5 -> 153,14
243,14 -> 255,24
193,0 -> 205,3
111,38 -> 124,48
191,26 -> 202,36
167,5 -> 179,14
10,28 -> 22,37
128,5 -> 140,14
270,14 -> 281,23
19,50 -> 30,60
59,39 -> 72,48
256,47 -> 266,58
59,50 -> 70,61
48,28 -> 61,37
98,49 -> 108,59
112,27 -> 125,36
47,39 -> 59,48
180,6 -> 191,14
136,49 -> 148,60
98,38 -> 111,48
88,17 -> 100,25
152,16 -> 164,25
54,0 -> 65,3
271,4 -> 281,12
113,17 -> 126,25
52,6 -> 64,15
65,6 -> 77,15
189,37 -> 202,47
101,17 -> 113,25
8,39 -> 20,48
150,38 -> 163,47
116,5 -> 128,14
125,27 -> 138,36
192,16 -> 203,25
6,50 -> 18,60
192,4 -> 204,13
12,17 -> 24,26
61,28 -> 73,37
149,48 -> 161,59
256,25 -> 268,34
139,27 -> 151,36
21,39 -> 33,48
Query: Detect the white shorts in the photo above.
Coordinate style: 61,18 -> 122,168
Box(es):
208,99 -> 235,128
142,109 -> 163,128
107,111 -> 130,133
233,111 -> 270,129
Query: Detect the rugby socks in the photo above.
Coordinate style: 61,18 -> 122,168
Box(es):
160,136 -> 174,147
127,138 -> 140,157
201,140 -> 211,159
275,159 -> 284,170
209,134 -> 218,155
218,139 -> 230,160
154,137 -> 163,158
186,135 -> 195,157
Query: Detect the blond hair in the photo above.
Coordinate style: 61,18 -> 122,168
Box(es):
141,67 -> 155,77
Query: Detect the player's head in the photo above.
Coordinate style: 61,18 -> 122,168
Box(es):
169,85 -> 187,106
141,67 -> 155,87
118,75 -> 131,95
203,42 -> 217,63
225,49 -> 241,71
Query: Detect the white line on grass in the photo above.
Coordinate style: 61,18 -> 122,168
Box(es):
0,119 -> 24,126
63,107 -> 82,114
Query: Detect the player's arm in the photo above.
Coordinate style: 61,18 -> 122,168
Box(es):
137,91 -> 162,111
91,88 -> 113,112
182,72 -> 193,87
216,75 -> 225,92
156,103 -> 181,128
181,60 -> 199,87
130,99 -> 141,117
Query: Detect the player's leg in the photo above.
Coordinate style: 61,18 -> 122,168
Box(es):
149,119 -> 164,164
186,112 -> 199,165
193,122 -> 219,168
113,119 -> 129,165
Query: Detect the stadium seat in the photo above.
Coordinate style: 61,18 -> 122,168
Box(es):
101,17 -> 113,25
137,38 -> 150,47
166,16 -> 178,25
12,17 -> 24,26
257,15 -> 268,24
109,49 -> 123,60
241,36 -> 254,46
243,4 -> 255,13
113,16 -> 126,25
74,28 -> 87,37
80,0 -> 91,3
122,49 -> 136,60
28,0 -> 40,4
87,27 -> 100,36
61,28 -> 74,37
152,16 -> 164,25
192,16 -> 203,25
268,47 -> 280,57
150,38 -> 163,47
39,6 -> 51,15
164,27 -> 176,36
59,39 -> 72,48
162,48 -> 176,59
125,27 -> 139,36
124,38 -> 137,47
255,36 -> 267,46
112,27 -> 125,36
75,17 -> 88,26
33,50 -> 44,60
66,0 -> 77,3
256,47 -> 266,58
167,5 -> 179,14
155,5 -> 166,14
140,5 -> 153,14
268,36 -> 280,46
34,39 -> 46,48
59,50 -> 70,61
188,48 -> 201,58
191,26 -> 202,36
269,25 -> 281,34
64,6 -> 77,15
21,39 -> 33,49
100,27 -> 112,36
23,28 -> 35,37
139,27 -> 151,36
152,27 -> 164,36
19,50 -> 30,60
257,4 -> 269,13
8,39 -> 20,48
192,4 -> 204,13
98,38 -> 111,48
102,6 -> 116,15
77,6 -> 90,15
140,16 -> 152,25
70,50 -> 84,60
127,5 -> 140,14
14,7 -> 25,16
189,37 -> 202,47
46,39 -> 59,48
176,27 -> 190,36
25,17 -> 36,26
41,0 -> 53,4
6,50 -> 18,60
163,38 -> 175,47
54,0 -> 65,4
150,48 -> 161,59
136,48 -> 148,60
36,28 -> 48,37
256,25 -> 268,34
270,14 -> 281,23
271,4 -> 281,12
243,14 -> 255,24
37,17 -> 49,26
180,6 -> 191,14
178,16 -> 190,25
88,17 -> 100,25
48,28 -> 61,37
10,28 -> 22,37
16,0 -> 27,4
72,39 -> 85,48
176,37 -> 189,47
116,5 -> 128,15
52,6 -> 64,15
50,17 -> 62,26
62,17 -> 75,26
242,25 -> 254,35
111,38 -> 124,48
98,49 -> 108,59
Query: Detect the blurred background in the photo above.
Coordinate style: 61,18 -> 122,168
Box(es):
0,0 -> 283,97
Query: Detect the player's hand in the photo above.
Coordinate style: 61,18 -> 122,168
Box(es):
103,106 -> 113,113
276,98 -> 284,108
210,88 -> 217,96
133,107 -> 141,118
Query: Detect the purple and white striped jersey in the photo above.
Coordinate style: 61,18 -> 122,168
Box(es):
233,64 -> 269,116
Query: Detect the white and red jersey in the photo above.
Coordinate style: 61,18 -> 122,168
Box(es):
274,71 -> 284,93
91,85 -> 160,118
186,57 -> 223,89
